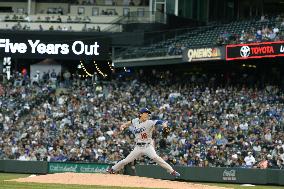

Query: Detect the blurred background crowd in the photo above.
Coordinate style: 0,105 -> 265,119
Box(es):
0,69 -> 283,170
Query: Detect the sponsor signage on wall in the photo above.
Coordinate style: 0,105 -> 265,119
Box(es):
48,162 -> 111,173
183,47 -> 224,62
222,169 -> 237,181
0,32 -> 109,60
226,41 -> 284,60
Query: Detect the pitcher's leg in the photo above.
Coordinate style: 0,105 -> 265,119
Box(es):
144,145 -> 174,173
152,156 -> 175,173
112,147 -> 141,172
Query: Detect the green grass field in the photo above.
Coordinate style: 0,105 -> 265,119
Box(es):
0,173 -> 283,189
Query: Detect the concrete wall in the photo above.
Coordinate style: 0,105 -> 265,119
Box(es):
0,22 -> 111,31
70,5 -> 149,16
35,3 -> 69,14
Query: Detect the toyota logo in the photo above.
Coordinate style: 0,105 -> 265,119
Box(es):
240,46 -> 250,58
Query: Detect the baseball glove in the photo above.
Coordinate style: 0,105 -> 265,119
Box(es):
162,126 -> 171,138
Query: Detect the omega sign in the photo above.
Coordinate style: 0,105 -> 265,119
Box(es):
184,47 -> 222,62
0,39 -> 99,56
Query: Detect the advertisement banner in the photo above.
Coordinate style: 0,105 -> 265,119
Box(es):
183,47 -> 225,62
222,169 -> 237,181
0,31 -> 109,60
48,162 -> 111,173
226,41 -> 284,60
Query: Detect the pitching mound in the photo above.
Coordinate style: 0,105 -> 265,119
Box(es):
9,172 -> 229,189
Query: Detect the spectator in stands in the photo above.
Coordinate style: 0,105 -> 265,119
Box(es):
255,29 -> 262,42
31,71 -> 40,85
89,26 -> 95,31
82,24 -> 87,31
83,16 -> 91,22
281,18 -> 284,27
58,7 -> 63,15
97,26 -> 101,32
0,68 -> 283,170
4,15 -> 9,21
67,16 -> 72,23
257,156 -> 268,169
50,69 -> 57,85
42,71 -> 50,84
167,44 -> 174,55
22,24 -> 29,30
108,10 -> 113,15
39,24 -> 43,31
259,15 -> 268,22
49,25 -> 54,31
12,14 -> 17,20
57,16 -> 62,23
24,15 -> 31,22
276,15 -> 282,22
63,70 -> 71,87
269,30 -> 277,40
57,25 -> 62,31
45,16 -> 51,22
12,22 -> 22,30
244,152 -> 256,168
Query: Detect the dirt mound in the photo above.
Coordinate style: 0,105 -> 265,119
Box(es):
9,173 -> 230,189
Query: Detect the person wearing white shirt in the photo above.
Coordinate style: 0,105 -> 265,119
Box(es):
253,142 -> 261,153
244,152 -> 256,167
264,131 -> 272,142
239,122 -> 248,130
18,153 -> 29,161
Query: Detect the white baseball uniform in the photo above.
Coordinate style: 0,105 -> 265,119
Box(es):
111,118 -> 174,173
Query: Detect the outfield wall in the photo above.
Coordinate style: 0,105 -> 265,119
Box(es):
0,161 -> 283,185
135,165 -> 284,185
0,160 -> 47,174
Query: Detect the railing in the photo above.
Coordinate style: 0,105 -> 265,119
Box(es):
102,14 -> 125,32
70,0 -> 149,7
124,11 -> 167,24
103,11 -> 167,32
113,24 -> 218,59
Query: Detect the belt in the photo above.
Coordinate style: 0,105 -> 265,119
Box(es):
136,142 -> 150,146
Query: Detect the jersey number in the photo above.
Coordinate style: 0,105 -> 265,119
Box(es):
141,133 -> 148,139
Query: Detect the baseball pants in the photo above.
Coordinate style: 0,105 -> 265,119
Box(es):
112,144 -> 174,173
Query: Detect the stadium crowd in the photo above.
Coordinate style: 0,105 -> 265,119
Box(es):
166,14 -> 284,56
216,14 -> 284,45
0,69 -> 283,170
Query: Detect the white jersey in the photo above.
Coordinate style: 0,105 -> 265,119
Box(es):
131,118 -> 158,143
111,117 -> 176,175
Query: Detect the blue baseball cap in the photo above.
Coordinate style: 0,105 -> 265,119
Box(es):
139,108 -> 151,114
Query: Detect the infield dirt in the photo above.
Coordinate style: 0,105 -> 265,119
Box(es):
9,172 -> 231,189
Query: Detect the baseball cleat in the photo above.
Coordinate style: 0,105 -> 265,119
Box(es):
106,168 -> 115,174
170,170 -> 180,177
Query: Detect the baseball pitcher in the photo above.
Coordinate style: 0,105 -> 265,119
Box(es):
107,108 -> 180,177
